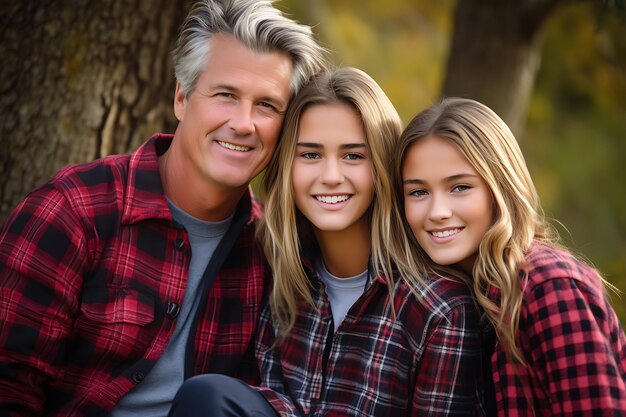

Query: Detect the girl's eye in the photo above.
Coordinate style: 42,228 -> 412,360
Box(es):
408,189 -> 428,198
345,153 -> 364,161
301,152 -> 320,160
452,184 -> 471,192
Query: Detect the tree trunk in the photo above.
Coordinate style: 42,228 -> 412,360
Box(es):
0,0 -> 192,220
442,0 -> 562,136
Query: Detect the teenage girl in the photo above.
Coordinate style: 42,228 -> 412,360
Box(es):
396,97 -> 626,416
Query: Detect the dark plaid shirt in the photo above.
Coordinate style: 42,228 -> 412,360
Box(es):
255,263 -> 490,417
491,242 -> 626,416
0,134 -> 267,416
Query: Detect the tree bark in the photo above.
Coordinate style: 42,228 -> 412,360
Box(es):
442,0 -> 562,136
0,0 -> 192,220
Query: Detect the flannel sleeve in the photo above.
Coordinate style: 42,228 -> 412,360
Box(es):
0,185 -> 88,415
412,300 -> 486,416
521,277 -> 626,415
253,304 -> 302,417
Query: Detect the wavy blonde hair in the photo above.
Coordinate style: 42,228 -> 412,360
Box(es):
394,97 -> 560,363
258,67 -> 425,339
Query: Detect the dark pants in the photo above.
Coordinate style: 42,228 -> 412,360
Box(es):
168,374 -> 280,417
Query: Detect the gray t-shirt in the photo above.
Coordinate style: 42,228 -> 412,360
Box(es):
109,201 -> 233,417
317,258 -> 367,333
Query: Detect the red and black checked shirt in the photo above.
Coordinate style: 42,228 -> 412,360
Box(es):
491,242 -> 626,416
0,134 -> 267,416
255,264 -> 491,416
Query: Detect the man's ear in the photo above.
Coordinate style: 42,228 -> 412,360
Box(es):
174,81 -> 186,121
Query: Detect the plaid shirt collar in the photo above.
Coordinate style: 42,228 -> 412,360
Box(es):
122,134 -> 173,225
121,134 -> 260,226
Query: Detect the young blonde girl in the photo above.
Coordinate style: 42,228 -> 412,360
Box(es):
396,97 -> 626,416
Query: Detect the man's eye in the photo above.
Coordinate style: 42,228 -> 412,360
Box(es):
259,102 -> 280,113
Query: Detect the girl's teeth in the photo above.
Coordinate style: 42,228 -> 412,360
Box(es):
431,228 -> 461,238
218,141 -> 251,152
316,195 -> 349,204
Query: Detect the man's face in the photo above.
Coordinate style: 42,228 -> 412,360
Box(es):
173,34 -> 293,195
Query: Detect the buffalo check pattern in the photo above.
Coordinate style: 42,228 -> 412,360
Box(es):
491,243 -> 626,416
0,135 -> 267,416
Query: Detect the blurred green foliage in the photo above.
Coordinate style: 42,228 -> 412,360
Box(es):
527,4 -> 626,320
269,0 -> 626,321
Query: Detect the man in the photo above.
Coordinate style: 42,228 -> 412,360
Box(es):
0,1 -> 327,415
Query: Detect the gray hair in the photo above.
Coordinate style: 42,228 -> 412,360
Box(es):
172,0 -> 328,97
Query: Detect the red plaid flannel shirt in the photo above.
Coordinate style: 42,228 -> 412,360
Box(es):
255,260 -> 491,416
0,134 -> 267,416
491,242 -> 626,416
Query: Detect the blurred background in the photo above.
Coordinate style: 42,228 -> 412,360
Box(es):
1,0 -> 624,319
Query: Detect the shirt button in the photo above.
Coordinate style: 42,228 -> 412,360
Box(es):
175,239 -> 184,250
131,371 -> 145,383
166,302 -> 181,318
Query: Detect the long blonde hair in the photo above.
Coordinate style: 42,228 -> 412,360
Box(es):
258,67 -> 423,339
395,97 -> 559,363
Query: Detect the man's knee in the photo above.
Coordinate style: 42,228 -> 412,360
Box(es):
169,374 -> 278,417
174,374 -> 234,405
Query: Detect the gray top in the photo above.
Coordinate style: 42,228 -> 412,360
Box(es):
109,200 -> 233,417
317,258 -> 367,333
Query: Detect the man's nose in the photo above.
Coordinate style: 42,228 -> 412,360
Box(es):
229,102 -> 255,135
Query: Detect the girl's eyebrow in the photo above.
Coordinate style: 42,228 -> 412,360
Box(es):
296,142 -> 322,148
403,173 -> 478,185
341,143 -> 367,150
296,142 -> 366,149
403,178 -> 426,185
